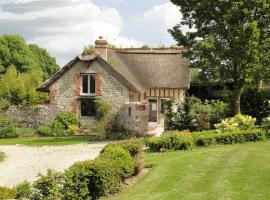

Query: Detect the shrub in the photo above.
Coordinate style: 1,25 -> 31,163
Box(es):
215,129 -> 265,144
162,96 -> 229,131
100,145 -> 134,178
261,117 -> 270,137
116,139 -> 144,157
49,121 -> 66,136
16,128 -> 37,137
0,124 -> 18,138
31,169 -> 64,199
146,131 -> 193,152
215,114 -> 256,131
0,186 -> 16,199
95,99 -> 112,138
192,129 -> 265,146
0,114 -> 9,127
15,181 -> 31,199
192,131 -> 216,147
112,139 -> 144,174
64,158 -> 122,200
37,125 -> 52,136
68,124 -> 80,134
55,112 -> 80,129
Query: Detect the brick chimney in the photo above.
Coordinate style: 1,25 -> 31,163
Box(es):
95,36 -> 108,61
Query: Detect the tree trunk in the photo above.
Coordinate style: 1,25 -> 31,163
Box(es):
233,86 -> 244,115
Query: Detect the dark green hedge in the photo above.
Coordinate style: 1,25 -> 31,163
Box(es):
146,133 -> 193,152
193,129 -> 265,147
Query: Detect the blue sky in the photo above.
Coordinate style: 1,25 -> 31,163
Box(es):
0,0 -> 182,65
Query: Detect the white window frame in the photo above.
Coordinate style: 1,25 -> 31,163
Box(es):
80,73 -> 96,96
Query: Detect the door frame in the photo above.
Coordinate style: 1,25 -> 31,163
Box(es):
148,98 -> 158,123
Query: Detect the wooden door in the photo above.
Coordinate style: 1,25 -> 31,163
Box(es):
149,99 -> 158,122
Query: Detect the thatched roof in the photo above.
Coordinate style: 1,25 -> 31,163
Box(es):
37,48 -> 191,93
107,48 -> 191,92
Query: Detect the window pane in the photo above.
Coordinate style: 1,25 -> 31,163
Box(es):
82,75 -> 89,94
90,75 -> 96,94
81,99 -> 96,117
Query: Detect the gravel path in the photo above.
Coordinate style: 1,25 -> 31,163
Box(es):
0,142 -> 107,187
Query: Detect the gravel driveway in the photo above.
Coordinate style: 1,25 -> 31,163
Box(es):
0,142 -> 107,187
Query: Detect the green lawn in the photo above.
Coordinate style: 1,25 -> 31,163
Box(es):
109,141 -> 270,200
0,136 -> 99,146
0,152 -> 4,162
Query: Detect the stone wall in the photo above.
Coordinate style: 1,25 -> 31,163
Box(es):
0,105 -> 56,128
49,60 -> 130,117
118,101 -> 149,136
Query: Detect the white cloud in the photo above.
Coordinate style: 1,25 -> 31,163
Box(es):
0,0 -> 144,66
144,2 -> 181,29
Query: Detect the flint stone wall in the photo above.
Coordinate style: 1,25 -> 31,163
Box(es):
0,105 -> 56,128
118,101 -> 149,136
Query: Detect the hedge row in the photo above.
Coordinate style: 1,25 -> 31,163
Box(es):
0,139 -> 144,200
146,132 -> 193,152
146,129 -> 265,152
193,129 -> 265,147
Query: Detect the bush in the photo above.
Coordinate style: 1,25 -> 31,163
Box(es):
16,128 -> 37,137
215,129 -> 265,144
67,124 -> 80,134
31,169 -> 64,199
0,124 -> 18,138
192,131 -> 216,146
261,117 -> 270,137
146,131 -> 193,152
55,112 -> 80,129
0,114 -> 9,127
113,139 -> 144,174
192,129 -> 265,146
116,139 -> 143,157
64,158 -> 122,200
15,181 -> 31,199
0,186 -> 16,199
215,114 -> 256,131
100,145 -> 134,178
37,125 -> 52,136
162,96 -> 229,131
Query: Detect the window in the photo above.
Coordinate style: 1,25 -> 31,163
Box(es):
81,74 -> 96,95
81,99 -> 96,117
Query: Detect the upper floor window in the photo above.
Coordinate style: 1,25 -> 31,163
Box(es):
81,74 -> 96,95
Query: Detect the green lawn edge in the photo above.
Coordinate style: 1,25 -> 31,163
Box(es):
0,135 -> 100,146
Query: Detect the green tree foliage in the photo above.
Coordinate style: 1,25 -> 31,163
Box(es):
0,66 -> 48,107
0,34 -> 37,74
169,0 -> 270,114
29,44 -> 59,79
0,34 -> 59,78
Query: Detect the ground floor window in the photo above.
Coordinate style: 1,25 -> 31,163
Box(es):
80,98 -> 96,117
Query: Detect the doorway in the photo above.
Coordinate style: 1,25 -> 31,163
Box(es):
148,99 -> 158,122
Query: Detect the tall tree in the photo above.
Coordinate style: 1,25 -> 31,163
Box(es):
169,0 -> 270,114
0,34 -> 59,79
0,34 -> 37,74
29,44 -> 59,79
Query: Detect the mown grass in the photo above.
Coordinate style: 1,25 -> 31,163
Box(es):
109,141 -> 270,200
0,152 -> 4,162
0,136 -> 99,146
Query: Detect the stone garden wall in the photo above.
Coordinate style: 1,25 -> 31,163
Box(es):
118,101 -> 149,136
0,105 -> 56,128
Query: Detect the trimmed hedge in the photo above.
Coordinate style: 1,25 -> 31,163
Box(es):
193,129 -> 265,146
146,132 -> 193,152
100,145 -> 134,178
64,158 -> 122,200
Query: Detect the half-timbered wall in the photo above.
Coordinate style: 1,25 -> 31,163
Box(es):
130,88 -> 185,103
